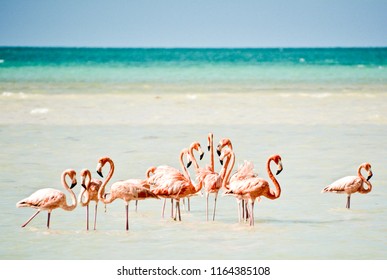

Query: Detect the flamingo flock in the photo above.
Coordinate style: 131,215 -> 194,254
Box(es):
16,133 -> 374,231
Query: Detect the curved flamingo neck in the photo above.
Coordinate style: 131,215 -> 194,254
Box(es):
224,139 -> 233,150
98,159 -> 115,203
209,134 -> 214,172
79,170 -> 91,206
266,157 -> 281,200
61,170 -> 77,211
358,165 -> 372,194
179,150 -> 191,182
222,151 -> 235,190
189,145 -> 200,172
357,165 -> 366,181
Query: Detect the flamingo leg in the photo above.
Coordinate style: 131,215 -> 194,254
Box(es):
237,199 -> 241,222
245,200 -> 250,222
86,204 -> 89,231
125,203 -> 129,231
206,193 -> 209,221
161,198 -> 166,218
250,201 -> 255,226
135,200 -> 138,212
241,200 -> 245,221
170,199 -> 174,218
174,200 -> 178,221
94,203 -> 98,230
346,195 -> 351,209
177,200 -> 182,221
188,197 -> 191,212
212,192 -> 218,221
47,212 -> 51,229
21,210 -> 41,228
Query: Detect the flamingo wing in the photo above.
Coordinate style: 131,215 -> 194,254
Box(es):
16,188 -> 64,209
322,176 -> 362,194
231,160 -> 257,182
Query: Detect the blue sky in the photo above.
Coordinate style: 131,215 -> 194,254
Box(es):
1,0 -> 386,47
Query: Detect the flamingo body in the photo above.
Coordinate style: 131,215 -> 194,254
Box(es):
224,154 -> 283,226
17,188 -> 70,211
321,162 -> 373,209
96,156 -> 158,230
17,169 -> 77,228
322,176 -> 363,194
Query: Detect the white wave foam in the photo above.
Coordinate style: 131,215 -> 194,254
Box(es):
2,91 -> 13,97
0,59 -> 4,63
2,91 -> 27,98
300,93 -> 332,98
30,108 -> 49,114
186,94 -> 197,100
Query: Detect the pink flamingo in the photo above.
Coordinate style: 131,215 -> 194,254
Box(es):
16,169 -> 78,229
217,137 -> 259,221
96,156 -> 158,231
78,169 -> 102,230
321,162 -> 373,209
146,165 -> 181,218
186,141 -> 205,210
225,154 -> 283,226
216,137 -> 249,220
150,148 -> 202,221
195,133 -> 225,221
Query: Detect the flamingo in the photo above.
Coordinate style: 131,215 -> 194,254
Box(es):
195,133 -> 225,221
150,148 -> 202,221
202,133 -> 235,221
96,156 -> 159,231
216,137 -> 251,220
321,162 -> 373,209
185,141 -> 205,210
225,154 -> 283,226
78,169 -> 102,230
146,165 -> 181,218
16,169 -> 78,229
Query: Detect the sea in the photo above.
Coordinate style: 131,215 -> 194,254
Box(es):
0,47 -> 386,260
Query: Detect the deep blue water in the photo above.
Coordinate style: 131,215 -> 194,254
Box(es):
0,47 -> 386,94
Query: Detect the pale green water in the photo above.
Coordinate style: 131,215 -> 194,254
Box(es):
0,48 -> 386,260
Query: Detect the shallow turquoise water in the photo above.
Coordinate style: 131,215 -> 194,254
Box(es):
0,48 -> 386,260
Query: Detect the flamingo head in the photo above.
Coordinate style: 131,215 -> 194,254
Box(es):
217,138 -> 232,156
190,141 -> 204,160
80,168 -> 90,189
363,162 -> 373,181
219,146 -> 233,165
96,156 -> 112,178
66,169 -> 77,189
145,166 -> 157,178
271,154 -> 283,175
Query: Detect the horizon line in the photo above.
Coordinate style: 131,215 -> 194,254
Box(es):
1,45 -> 387,49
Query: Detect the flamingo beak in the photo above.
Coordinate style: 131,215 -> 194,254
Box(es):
81,183 -> 87,189
276,162 -> 283,175
367,171 -> 373,181
207,145 -> 210,151
219,159 -> 223,165
97,170 -> 103,178
200,152 -> 204,160
70,181 -> 77,189
187,161 -> 192,168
